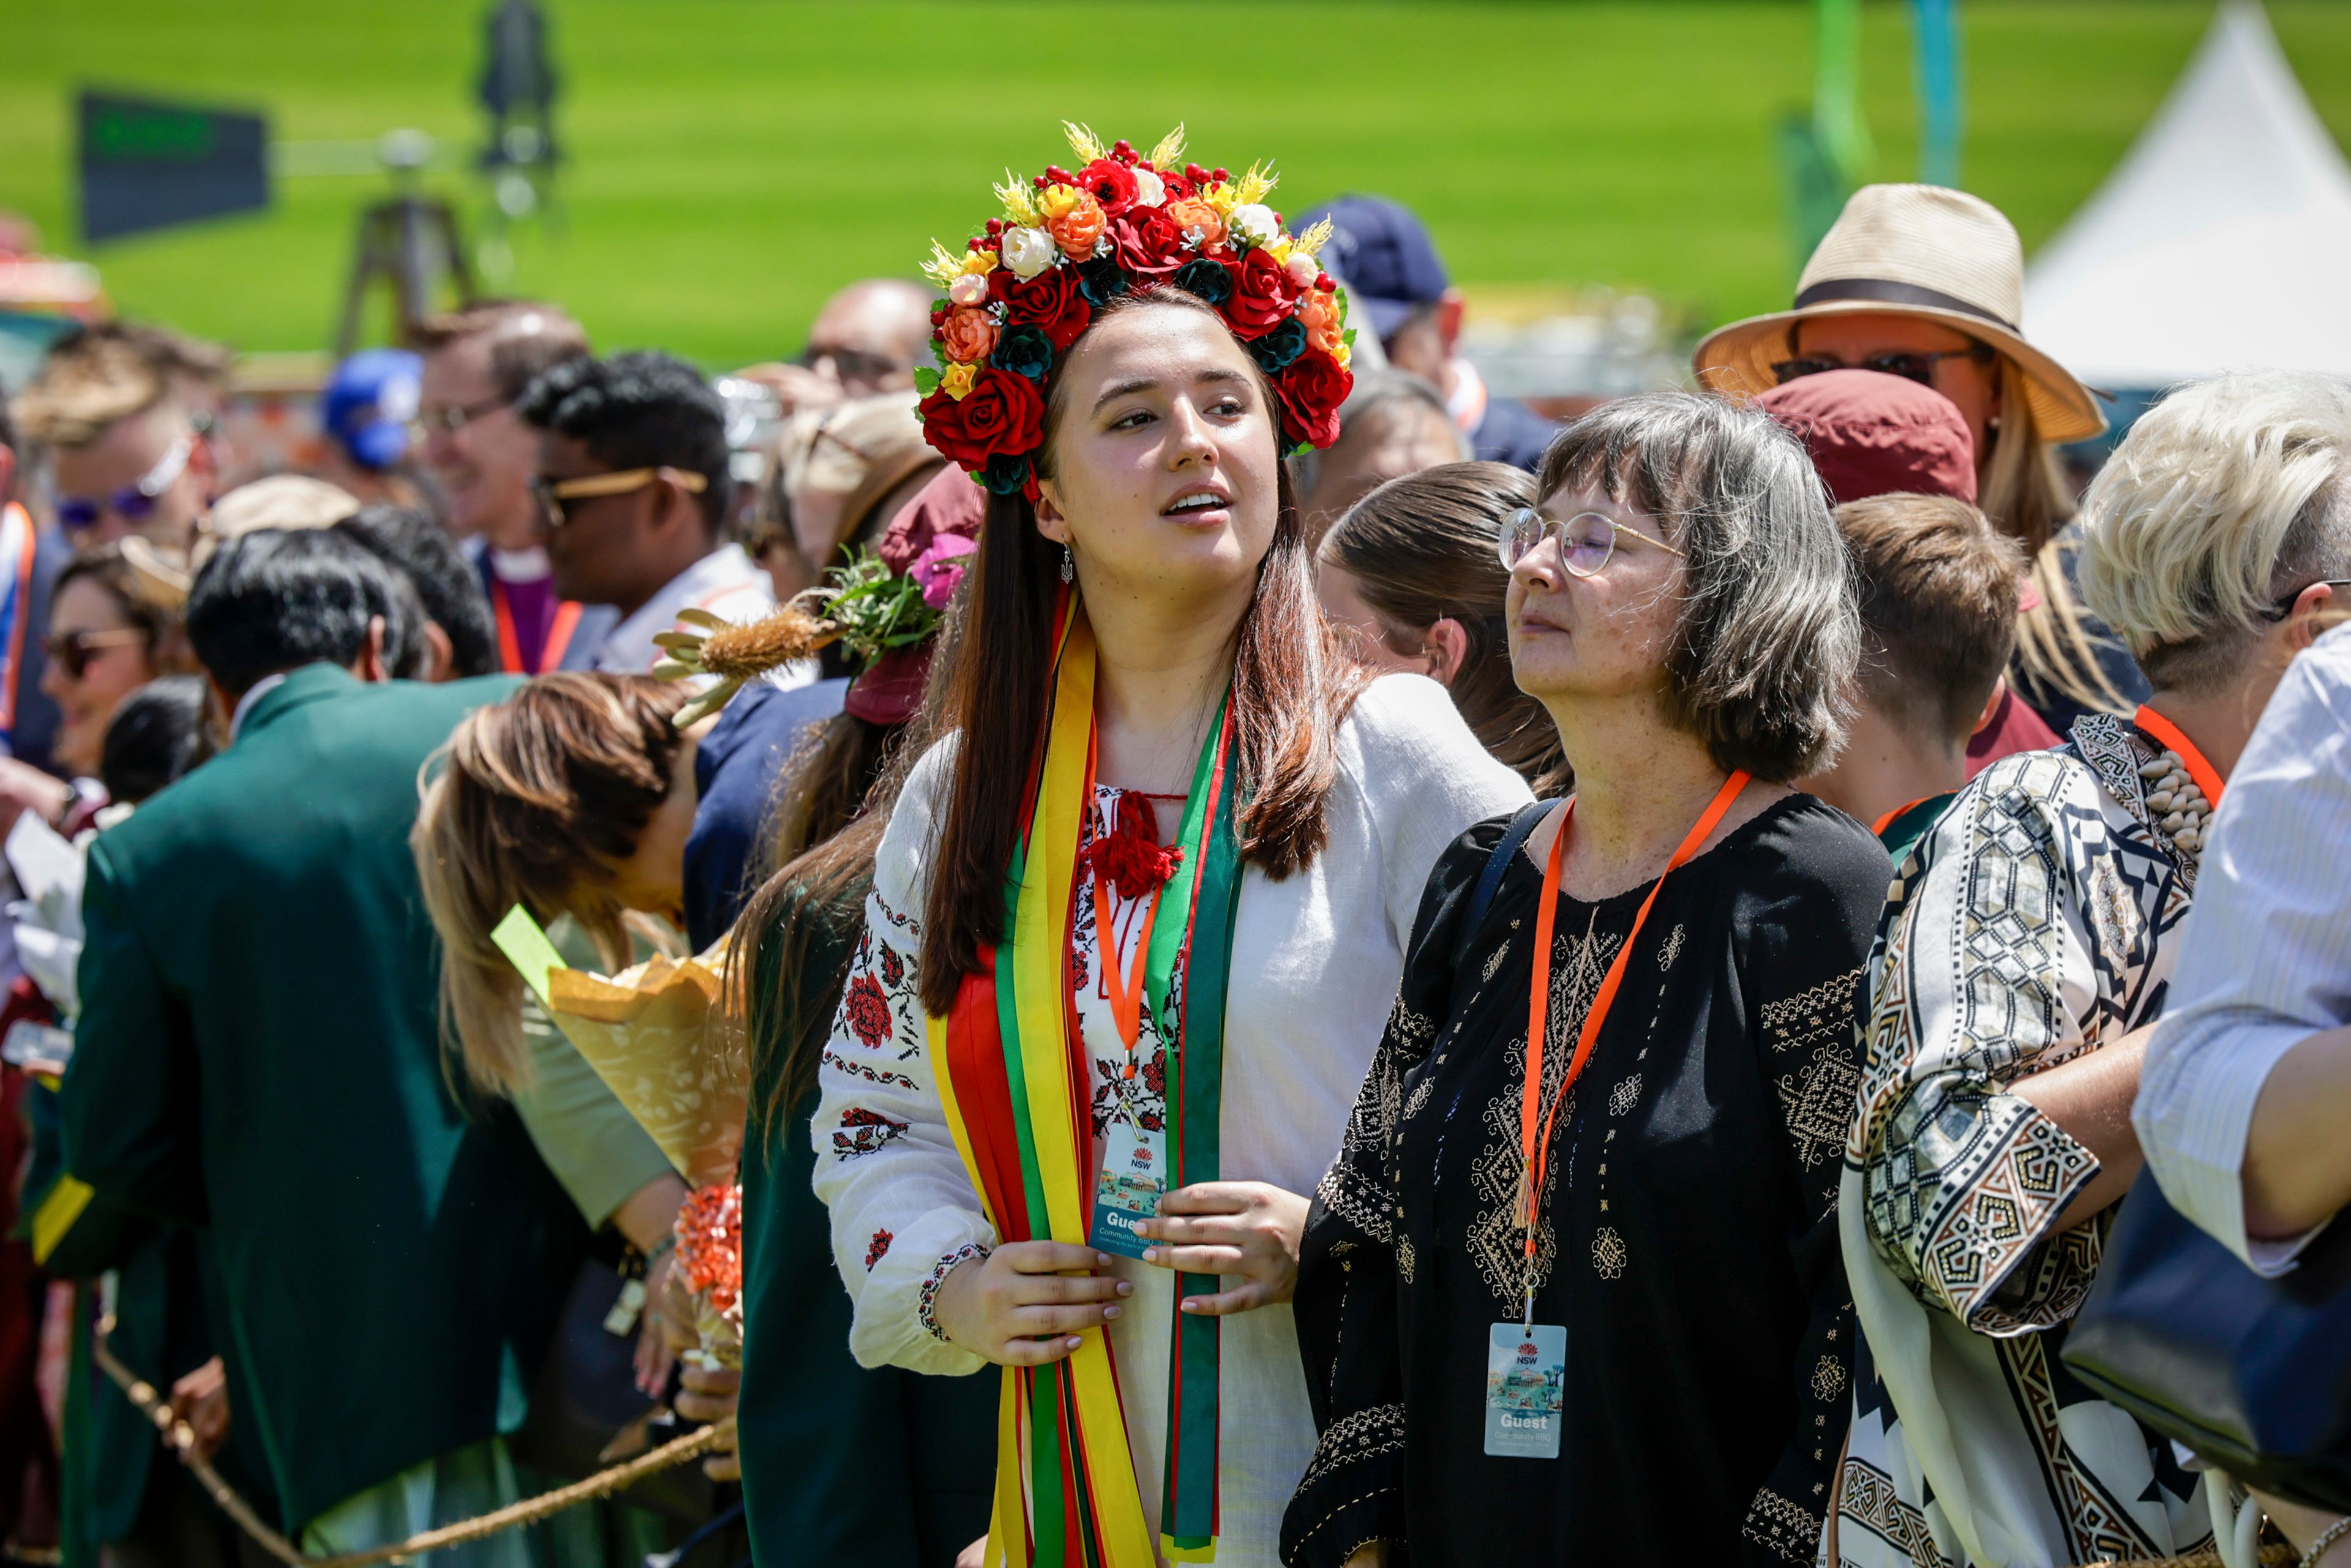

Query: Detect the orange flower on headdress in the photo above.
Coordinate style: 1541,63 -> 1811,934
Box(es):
1165,195 -> 1226,252
1302,287 -> 1345,358
1041,186 -> 1107,260
937,306 -> 1000,366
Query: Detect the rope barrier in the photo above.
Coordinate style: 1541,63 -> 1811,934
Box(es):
2073,1548 -> 2299,1567
91,1319 -> 733,1567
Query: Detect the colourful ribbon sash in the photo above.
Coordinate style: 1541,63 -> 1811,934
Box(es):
929,603 -> 1241,1566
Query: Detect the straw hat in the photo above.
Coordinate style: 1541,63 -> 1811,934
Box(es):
1694,184 -> 2105,443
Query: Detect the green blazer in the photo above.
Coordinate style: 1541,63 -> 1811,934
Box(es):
59,664 -> 586,1532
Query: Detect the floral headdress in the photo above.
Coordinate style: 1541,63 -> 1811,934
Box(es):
915,123 -> 1356,500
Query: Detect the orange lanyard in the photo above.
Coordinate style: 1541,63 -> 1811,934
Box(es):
2132,705 -> 2225,809
1517,770 -> 1749,1324
491,575 -> 585,675
1871,795 -> 1939,838
1095,866 -> 1163,1063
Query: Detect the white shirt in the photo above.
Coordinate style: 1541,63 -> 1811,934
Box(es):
2137,623 -> 2351,1273
592,544 -> 781,676
811,674 -> 1529,1566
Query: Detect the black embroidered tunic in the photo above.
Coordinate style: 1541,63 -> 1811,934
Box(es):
1281,796 -> 1891,1567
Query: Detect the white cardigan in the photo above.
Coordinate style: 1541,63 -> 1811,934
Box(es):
810,673 -> 1529,1565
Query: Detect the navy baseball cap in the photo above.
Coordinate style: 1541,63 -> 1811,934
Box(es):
1294,194 -> 1451,339
323,348 -> 422,471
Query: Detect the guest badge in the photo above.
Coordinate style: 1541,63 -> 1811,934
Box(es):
1483,1322 -> 1566,1458
1087,1114 -> 1167,1260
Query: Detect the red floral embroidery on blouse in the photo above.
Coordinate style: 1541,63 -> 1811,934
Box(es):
865,1229 -> 894,1270
844,973 -> 893,1049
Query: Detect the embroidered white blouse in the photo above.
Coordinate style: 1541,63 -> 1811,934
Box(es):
811,674 -> 1529,1566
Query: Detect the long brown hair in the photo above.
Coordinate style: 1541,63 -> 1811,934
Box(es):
413,673 -> 683,1089
1979,367 -> 2134,717
729,593 -> 971,1131
1322,461 -> 1567,793
919,289 -> 1366,1016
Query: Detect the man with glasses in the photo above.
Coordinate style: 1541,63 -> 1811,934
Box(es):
514,350 -> 774,675
14,332 -> 214,558
411,300 -> 610,673
730,278 -> 931,418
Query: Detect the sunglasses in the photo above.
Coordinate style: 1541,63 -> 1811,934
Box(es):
45,627 -> 147,678
56,437 -> 193,533
1769,345 -> 1995,388
408,392 -> 513,441
529,466 -> 710,527
1499,508 -> 1687,576
795,343 -> 909,388
2255,579 -> 2351,623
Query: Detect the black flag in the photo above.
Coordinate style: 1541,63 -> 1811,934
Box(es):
78,90 -> 268,244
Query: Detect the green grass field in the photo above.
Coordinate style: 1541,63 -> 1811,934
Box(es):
8,1 -> 2351,368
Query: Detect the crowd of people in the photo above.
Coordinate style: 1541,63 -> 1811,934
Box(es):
2,124 -> 2348,1568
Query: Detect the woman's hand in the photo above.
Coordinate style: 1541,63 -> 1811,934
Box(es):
930,1241 -> 1131,1365
1135,1181 -> 1308,1316
169,1357 -> 232,1465
675,1361 -> 741,1480
0,757 -> 73,840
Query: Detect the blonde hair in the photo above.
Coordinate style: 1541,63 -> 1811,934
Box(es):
1974,387 -> 2135,716
413,674 -> 684,1090
2077,371 -> 2351,694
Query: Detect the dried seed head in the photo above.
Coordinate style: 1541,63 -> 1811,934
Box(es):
693,608 -> 839,682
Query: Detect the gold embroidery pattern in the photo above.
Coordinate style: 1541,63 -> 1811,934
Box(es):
1742,1484 -> 1823,1564
1464,925 -> 1619,1305
1762,966 -> 1863,1056
1607,1073 -> 1642,1117
1657,921 -> 1686,970
1591,1225 -> 1627,1280
1811,1353 -> 1848,1403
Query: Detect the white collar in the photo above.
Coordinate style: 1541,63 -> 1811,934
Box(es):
594,544 -> 776,674
228,672 -> 290,740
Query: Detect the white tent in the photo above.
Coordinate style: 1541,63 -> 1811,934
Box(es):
2022,1 -> 2351,388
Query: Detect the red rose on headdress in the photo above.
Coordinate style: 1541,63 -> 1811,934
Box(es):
1078,158 -> 1139,217
1273,350 -> 1352,449
992,266 -> 1092,352
1220,246 -> 1303,341
1109,208 -> 1187,283
920,367 -> 1046,470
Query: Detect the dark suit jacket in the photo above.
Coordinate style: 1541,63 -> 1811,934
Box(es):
59,664 -> 585,1530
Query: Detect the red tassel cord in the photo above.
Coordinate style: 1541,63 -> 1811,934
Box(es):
1080,791 -> 1183,901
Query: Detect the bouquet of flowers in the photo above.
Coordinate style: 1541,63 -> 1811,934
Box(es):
492,907 -> 748,1366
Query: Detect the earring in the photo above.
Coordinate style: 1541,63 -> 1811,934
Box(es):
1060,544 -> 1074,583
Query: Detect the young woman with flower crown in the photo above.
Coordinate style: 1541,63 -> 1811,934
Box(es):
809,127 -> 1528,1567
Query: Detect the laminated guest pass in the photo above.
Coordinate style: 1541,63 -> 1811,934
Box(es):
1484,1322 -> 1567,1458
1087,1116 -> 1167,1259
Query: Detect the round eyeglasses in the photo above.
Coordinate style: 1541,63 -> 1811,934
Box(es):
1499,507 -> 1686,576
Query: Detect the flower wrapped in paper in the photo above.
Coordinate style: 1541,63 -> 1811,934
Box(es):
493,906 -> 750,1366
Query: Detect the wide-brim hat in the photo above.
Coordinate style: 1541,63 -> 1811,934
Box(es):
1694,184 -> 2105,445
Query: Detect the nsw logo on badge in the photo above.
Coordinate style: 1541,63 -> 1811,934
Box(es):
1483,1322 -> 1565,1458
1087,1121 -> 1166,1261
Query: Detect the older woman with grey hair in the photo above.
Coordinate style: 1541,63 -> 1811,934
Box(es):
1832,370 -> 2351,1568
1283,392 -> 1889,1568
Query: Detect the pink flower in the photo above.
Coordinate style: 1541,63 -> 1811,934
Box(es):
911,533 -> 979,609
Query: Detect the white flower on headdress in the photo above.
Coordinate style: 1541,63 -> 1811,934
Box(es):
1001,225 -> 1056,280
1132,168 -> 1166,209
1227,203 -> 1280,250
947,272 -> 989,306
1284,252 -> 1319,288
